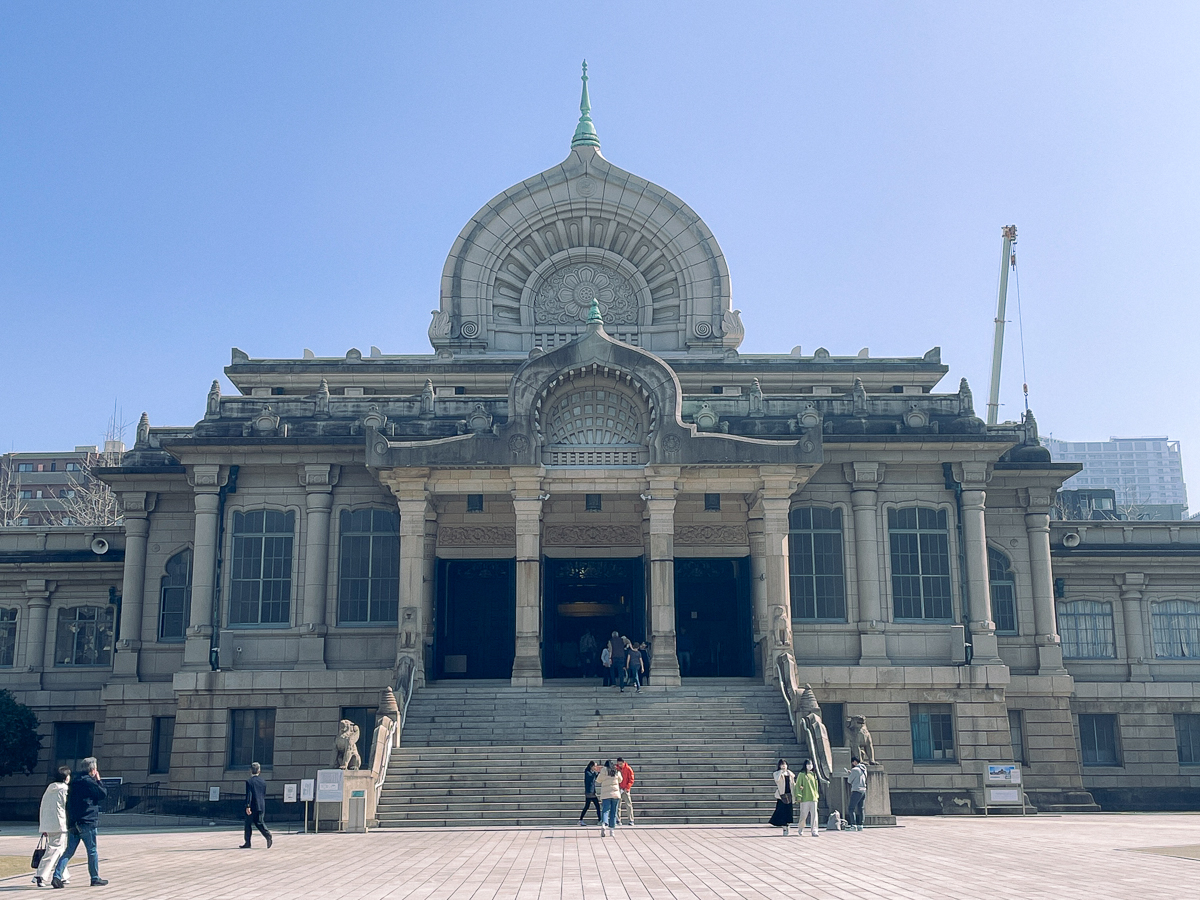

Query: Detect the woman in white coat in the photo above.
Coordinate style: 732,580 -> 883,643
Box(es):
595,759 -> 623,837
35,767 -> 72,887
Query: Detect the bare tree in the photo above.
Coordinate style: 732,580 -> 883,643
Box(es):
0,455 -> 28,527
53,406 -> 131,527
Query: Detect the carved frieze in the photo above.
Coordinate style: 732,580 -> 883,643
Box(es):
534,263 -> 638,326
437,525 -> 516,547
543,524 -> 643,546
674,524 -> 749,546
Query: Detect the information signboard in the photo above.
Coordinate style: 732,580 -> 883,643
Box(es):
284,783 -> 298,803
300,779 -> 315,802
316,769 -> 344,803
986,764 -> 1022,785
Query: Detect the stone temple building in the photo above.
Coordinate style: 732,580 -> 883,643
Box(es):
2,69 -> 1198,820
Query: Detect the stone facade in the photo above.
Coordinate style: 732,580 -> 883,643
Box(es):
2,73 -> 1196,815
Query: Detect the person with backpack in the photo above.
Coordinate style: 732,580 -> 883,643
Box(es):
846,756 -> 868,831
769,759 -> 795,835
578,761 -> 602,826
596,760 -> 622,836
796,758 -> 821,837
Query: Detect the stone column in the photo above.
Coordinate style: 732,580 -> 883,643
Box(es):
183,465 -> 225,670
1023,489 -> 1065,674
297,465 -> 339,669
510,467 -> 546,686
956,463 -> 1000,664
389,471 -> 432,690
755,467 -> 798,684
1115,573 -> 1151,682
846,463 -> 889,665
747,511 -> 768,671
21,579 -> 55,676
644,467 -> 682,686
112,492 -> 155,680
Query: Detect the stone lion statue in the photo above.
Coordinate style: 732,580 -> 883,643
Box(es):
846,715 -> 876,765
333,719 -> 362,770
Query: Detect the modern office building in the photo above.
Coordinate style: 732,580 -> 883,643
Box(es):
1044,436 -> 1188,520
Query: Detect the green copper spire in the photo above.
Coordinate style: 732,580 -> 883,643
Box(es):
586,298 -> 603,324
571,60 -> 601,148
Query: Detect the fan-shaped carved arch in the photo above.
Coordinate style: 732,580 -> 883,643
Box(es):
538,372 -> 651,467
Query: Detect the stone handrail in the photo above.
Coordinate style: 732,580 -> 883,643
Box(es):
372,662 -> 417,808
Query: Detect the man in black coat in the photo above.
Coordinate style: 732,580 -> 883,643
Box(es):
51,756 -> 107,887
241,762 -> 273,848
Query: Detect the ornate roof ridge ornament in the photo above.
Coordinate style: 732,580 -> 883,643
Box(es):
571,60 -> 601,149
585,297 -> 604,326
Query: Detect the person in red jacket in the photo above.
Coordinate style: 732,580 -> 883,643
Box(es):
616,757 -> 636,826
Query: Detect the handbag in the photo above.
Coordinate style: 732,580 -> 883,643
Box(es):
31,832 -> 48,869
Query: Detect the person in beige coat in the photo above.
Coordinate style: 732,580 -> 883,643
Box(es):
595,760 -> 623,837
35,767 -> 72,887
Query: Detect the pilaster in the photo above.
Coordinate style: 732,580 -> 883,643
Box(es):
954,462 -> 1000,664
1022,488 -> 1066,675
751,466 -> 799,683
297,464 -> 339,670
1115,573 -> 1152,682
388,469 -> 432,690
510,467 -> 547,686
21,579 -> 55,682
183,465 -> 226,671
846,462 -> 889,665
112,491 -> 155,680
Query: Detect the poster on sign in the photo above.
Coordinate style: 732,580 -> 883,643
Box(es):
300,779 -> 315,802
986,764 -> 1021,784
316,769 -> 344,803
284,783 -> 298,803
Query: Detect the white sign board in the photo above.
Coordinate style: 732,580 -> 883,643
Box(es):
283,783 -> 298,803
986,764 -> 1021,784
208,786 -> 220,802
316,768 -> 344,803
986,787 -> 1022,805
300,779 -> 315,802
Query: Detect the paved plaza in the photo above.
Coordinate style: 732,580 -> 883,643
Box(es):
0,815 -> 1197,899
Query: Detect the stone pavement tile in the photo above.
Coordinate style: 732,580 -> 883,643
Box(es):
0,816 -> 1198,899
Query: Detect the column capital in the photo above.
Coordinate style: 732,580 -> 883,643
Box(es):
952,461 -> 991,488
23,579 -> 56,603
508,465 -> 547,497
298,463 -> 340,491
117,491 -> 157,516
844,461 -> 885,488
380,468 -> 431,502
1115,572 -> 1147,597
1020,488 -> 1056,513
122,515 -> 151,537
189,464 -> 228,492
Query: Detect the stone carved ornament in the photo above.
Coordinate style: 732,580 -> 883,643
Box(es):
846,715 -> 877,765
333,719 -> 361,770
674,524 -> 749,545
543,524 -> 643,546
438,525 -> 517,546
533,263 -> 638,326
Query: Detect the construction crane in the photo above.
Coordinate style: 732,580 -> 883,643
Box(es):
985,225 -> 1018,426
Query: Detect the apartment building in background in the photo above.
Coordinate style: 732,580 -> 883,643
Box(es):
1044,436 -> 1188,520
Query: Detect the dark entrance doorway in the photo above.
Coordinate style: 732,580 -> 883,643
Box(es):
543,557 -> 645,679
674,557 -> 753,677
434,558 -> 515,679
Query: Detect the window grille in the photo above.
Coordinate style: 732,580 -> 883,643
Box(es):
1079,714 -> 1119,766
889,507 -> 953,620
789,507 -> 847,621
229,510 -> 294,626
1056,600 -> 1116,658
1176,714 -> 1200,766
55,606 -> 114,667
338,509 -> 400,624
229,709 -> 276,769
1151,600 -> 1200,658
911,704 -> 956,761
988,548 -> 1018,634
0,608 -> 16,667
159,549 -> 192,641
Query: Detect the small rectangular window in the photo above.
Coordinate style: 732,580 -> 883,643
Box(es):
703,493 -> 721,511
1176,714 -> 1200,766
53,722 -> 94,776
0,608 -> 16,667
1079,713 -> 1119,766
466,494 -> 484,513
229,709 -> 276,769
17,463 -> 33,472
911,703 -> 955,762
585,494 -> 602,512
55,606 -> 115,667
341,706 -> 376,768
150,716 -> 175,774
1008,710 -> 1026,764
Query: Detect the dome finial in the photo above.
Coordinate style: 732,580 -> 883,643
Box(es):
586,298 -> 604,325
571,60 -> 601,149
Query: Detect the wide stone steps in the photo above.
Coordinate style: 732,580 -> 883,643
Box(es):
376,679 -> 805,828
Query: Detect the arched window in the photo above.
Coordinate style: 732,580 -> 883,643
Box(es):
338,509 -> 400,624
1056,599 -> 1115,659
229,510 -> 295,626
55,606 -> 115,667
159,549 -> 193,642
888,507 -> 953,621
789,507 -> 846,621
0,608 -> 17,667
1151,600 -> 1200,659
988,548 -> 1018,635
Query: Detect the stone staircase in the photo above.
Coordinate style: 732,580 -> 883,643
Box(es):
376,679 -> 802,827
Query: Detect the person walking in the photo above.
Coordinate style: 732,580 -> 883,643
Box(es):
639,641 -> 652,685
596,760 -> 622,836
600,643 -> 613,686
579,630 -> 598,678
50,756 -> 107,888
578,761 -> 602,826
796,758 -> 821,837
621,638 -> 642,693
616,757 -> 636,826
240,762 -> 273,848
34,767 -> 71,887
607,632 -> 623,689
846,756 -> 868,832
769,759 -> 795,835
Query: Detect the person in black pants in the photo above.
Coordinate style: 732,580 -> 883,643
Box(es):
578,761 -> 602,826
241,762 -> 273,848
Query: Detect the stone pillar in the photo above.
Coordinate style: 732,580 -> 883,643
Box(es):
113,493 -> 155,680
747,512 -> 768,672
1115,573 -> 1151,682
183,465 -> 225,670
644,467 -> 682,686
754,467 -> 798,684
21,579 -> 55,675
846,463 -> 889,665
1023,489 -> 1065,674
510,468 -> 546,686
297,465 -> 339,669
956,463 -> 1000,664
389,472 -> 432,690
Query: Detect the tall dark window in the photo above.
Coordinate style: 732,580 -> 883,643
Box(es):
789,507 -> 846,621
338,509 -> 400,624
822,702 -> 845,747
0,608 -> 16,667
1056,600 -> 1116,659
911,703 -> 956,762
1008,709 -> 1026,764
229,709 -> 276,769
159,549 -> 192,641
341,706 -> 376,768
889,507 -> 953,621
1151,600 -> 1200,658
1079,714 -> 1119,766
1176,714 -> 1200,766
53,722 -> 94,775
55,606 -> 115,666
229,510 -> 294,626
150,716 -> 175,774
988,548 -> 1018,634
704,493 -> 721,511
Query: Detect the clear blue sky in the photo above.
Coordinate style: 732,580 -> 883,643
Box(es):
2,2 -> 1198,498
